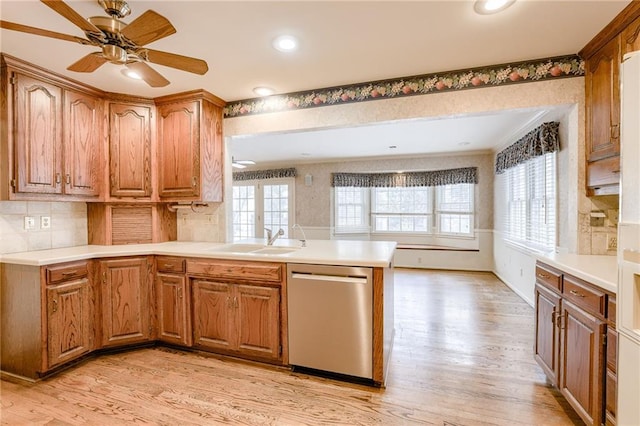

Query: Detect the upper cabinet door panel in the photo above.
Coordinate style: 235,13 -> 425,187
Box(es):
64,90 -> 102,197
109,103 -> 152,198
157,101 -> 200,199
14,73 -> 63,194
586,37 -> 621,162
622,15 -> 640,55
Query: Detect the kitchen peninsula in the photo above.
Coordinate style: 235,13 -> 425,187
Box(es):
0,239 -> 396,386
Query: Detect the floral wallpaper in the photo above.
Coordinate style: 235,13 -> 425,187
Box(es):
224,55 -> 584,118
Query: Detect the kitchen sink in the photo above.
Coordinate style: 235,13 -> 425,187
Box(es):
210,243 -> 266,253
251,247 -> 299,255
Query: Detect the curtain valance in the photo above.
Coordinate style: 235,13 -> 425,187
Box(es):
331,167 -> 478,188
495,121 -> 560,174
232,167 -> 297,182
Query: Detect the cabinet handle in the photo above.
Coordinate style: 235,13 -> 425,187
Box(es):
556,314 -> 565,330
61,270 -> 78,276
52,299 -> 58,313
234,296 -> 238,309
551,311 -> 557,325
162,264 -> 173,269
65,174 -> 70,185
569,290 -> 585,298
55,173 -> 61,185
192,177 -> 197,187
178,287 -> 183,299
537,273 -> 549,279
102,272 -> 107,284
611,124 -> 620,140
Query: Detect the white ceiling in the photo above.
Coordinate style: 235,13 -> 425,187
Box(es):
0,1 -> 628,165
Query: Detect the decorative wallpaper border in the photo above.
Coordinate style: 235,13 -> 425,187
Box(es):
224,55 -> 584,118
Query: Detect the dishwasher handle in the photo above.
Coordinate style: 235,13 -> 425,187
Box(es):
290,272 -> 368,284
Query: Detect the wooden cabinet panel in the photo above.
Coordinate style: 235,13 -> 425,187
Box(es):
13,72 -> 63,194
156,256 -> 185,274
64,89 -> 101,196
108,103 -> 152,198
559,300 -> 605,426
585,36 -> 621,162
157,100 -> 200,199
534,284 -> 561,385
187,260 -> 283,283
535,264 -> 563,292
100,257 -> 151,347
563,275 -> 607,318
236,284 -> 280,360
621,15 -> 640,55
192,279 -> 234,351
156,273 -> 191,347
46,278 -> 92,368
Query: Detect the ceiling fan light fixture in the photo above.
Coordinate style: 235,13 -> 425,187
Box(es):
98,0 -> 131,19
273,35 -> 298,52
474,0 -> 515,14
102,44 -> 127,63
121,68 -> 142,80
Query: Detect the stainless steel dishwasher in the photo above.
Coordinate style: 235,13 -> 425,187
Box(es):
287,263 -> 373,379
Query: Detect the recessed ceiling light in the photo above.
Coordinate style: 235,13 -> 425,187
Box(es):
458,141 -> 471,146
301,152 -> 312,156
389,145 -> 397,149
474,0 -> 515,14
273,35 -> 298,52
253,86 -> 275,96
121,69 -> 142,80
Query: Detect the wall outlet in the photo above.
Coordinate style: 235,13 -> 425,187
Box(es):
41,216 -> 51,229
24,216 -> 35,230
607,235 -> 617,250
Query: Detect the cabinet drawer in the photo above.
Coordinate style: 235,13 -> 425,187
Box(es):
156,256 -> 185,273
563,274 -> 606,316
535,263 -> 562,292
187,260 -> 283,283
46,261 -> 88,284
587,156 -> 620,188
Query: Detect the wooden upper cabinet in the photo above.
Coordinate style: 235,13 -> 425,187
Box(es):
64,89 -> 102,197
621,15 -> 640,56
13,72 -> 63,195
108,102 -> 152,199
585,36 -> 621,162
155,91 -> 225,202
157,100 -> 200,199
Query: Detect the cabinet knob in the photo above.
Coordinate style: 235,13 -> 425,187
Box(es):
65,174 -> 71,185
55,173 -> 61,185
192,177 -> 198,187
52,299 -> 58,313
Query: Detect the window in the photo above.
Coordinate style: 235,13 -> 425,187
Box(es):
232,179 -> 294,241
372,187 -> 431,233
503,153 -> 556,250
334,183 -> 474,236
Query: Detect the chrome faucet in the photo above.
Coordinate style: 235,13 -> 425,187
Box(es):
265,227 -> 284,245
292,223 -> 307,247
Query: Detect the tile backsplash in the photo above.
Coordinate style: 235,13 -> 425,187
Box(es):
579,195 -> 619,255
0,201 -> 88,254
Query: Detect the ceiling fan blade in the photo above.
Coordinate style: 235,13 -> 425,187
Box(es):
0,20 -> 90,44
67,53 -> 108,72
120,10 -> 176,46
40,0 -> 102,35
126,61 -> 170,87
144,49 -> 209,75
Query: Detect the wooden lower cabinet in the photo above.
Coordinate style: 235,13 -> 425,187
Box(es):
558,300 -> 606,425
46,277 -> 93,369
192,279 -> 281,361
534,283 -> 561,384
99,257 -> 153,347
535,261 -> 616,426
156,273 -> 191,347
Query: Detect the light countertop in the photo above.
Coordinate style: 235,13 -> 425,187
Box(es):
0,239 -> 397,268
535,252 -> 617,294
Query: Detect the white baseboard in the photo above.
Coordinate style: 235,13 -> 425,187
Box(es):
492,269 -> 534,307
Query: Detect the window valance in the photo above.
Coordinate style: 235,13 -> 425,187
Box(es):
331,167 -> 478,188
233,167 -> 297,182
495,121 -> 560,175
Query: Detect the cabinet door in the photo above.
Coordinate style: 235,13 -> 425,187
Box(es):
100,257 -> 151,347
13,73 -> 63,194
621,15 -> 640,55
157,100 -> 200,199
192,279 -> 235,351
64,89 -> 102,197
46,278 -> 92,368
585,37 -> 621,162
559,300 -> 605,426
236,284 -> 280,360
109,103 -> 152,198
534,284 -> 561,385
157,273 -> 191,346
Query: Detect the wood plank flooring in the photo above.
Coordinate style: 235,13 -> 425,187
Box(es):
1,269 -> 583,425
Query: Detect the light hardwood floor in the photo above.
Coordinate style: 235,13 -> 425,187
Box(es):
1,269 -> 583,425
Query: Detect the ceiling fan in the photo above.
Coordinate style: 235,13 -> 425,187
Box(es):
0,0 -> 209,88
